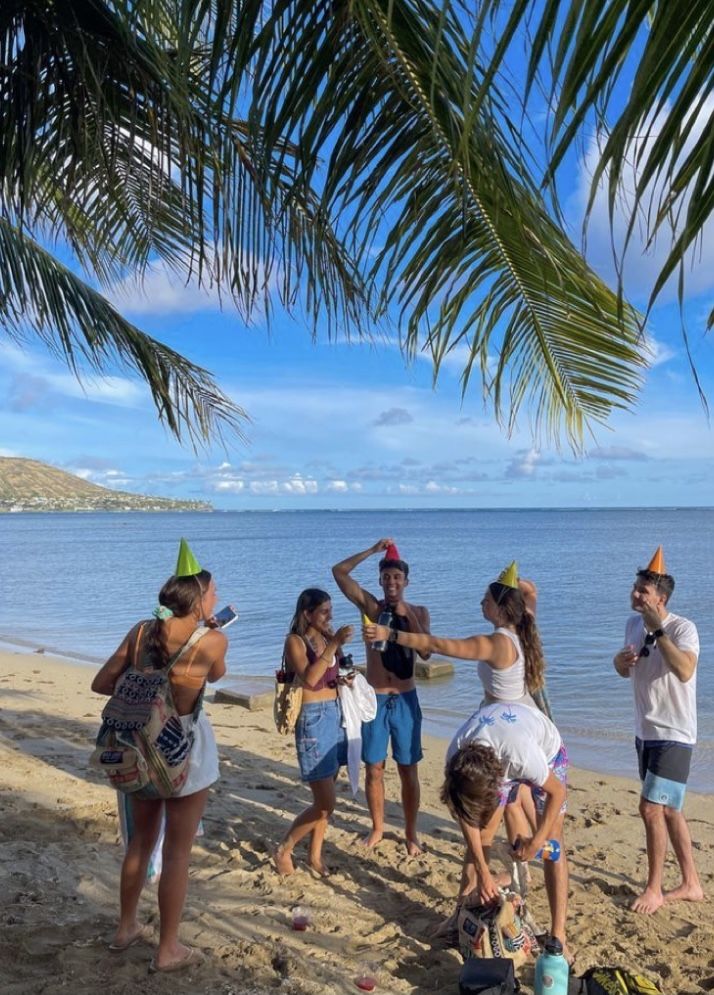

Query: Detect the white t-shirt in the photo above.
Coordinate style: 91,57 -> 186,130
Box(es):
624,611 -> 699,744
447,702 -> 562,788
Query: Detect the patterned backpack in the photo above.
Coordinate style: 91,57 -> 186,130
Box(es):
90,624 -> 208,799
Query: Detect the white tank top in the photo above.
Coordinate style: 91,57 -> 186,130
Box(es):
477,628 -> 529,703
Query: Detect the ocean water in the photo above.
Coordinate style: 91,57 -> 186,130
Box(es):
1,508 -> 712,791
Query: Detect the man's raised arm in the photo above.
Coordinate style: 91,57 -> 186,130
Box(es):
332,539 -> 391,617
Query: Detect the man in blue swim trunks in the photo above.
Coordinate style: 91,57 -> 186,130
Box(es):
333,538 -> 431,855
614,548 -> 703,915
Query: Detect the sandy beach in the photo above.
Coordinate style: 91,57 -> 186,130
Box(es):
1,649 -> 712,994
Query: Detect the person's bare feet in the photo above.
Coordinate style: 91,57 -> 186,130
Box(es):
631,887 -> 664,914
109,922 -> 152,952
663,882 -> 704,904
360,829 -> 383,848
150,943 -> 204,973
274,845 -> 295,876
406,837 -> 423,857
308,858 -> 331,877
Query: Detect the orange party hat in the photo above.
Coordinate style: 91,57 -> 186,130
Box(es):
646,545 -> 666,575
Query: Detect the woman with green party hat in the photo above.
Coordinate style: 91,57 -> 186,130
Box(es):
92,538 -> 228,973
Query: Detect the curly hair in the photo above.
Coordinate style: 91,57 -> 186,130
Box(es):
489,582 -> 545,693
143,570 -> 212,669
440,742 -> 504,828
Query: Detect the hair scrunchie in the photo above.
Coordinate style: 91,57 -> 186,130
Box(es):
152,605 -> 174,621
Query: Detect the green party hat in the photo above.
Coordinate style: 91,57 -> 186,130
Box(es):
496,560 -> 518,589
175,537 -> 202,577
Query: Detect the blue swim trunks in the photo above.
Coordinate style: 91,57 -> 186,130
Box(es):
361,689 -> 423,766
636,737 -> 692,812
295,699 -> 348,783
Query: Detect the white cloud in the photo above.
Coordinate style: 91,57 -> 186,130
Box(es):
215,479 -> 245,493
574,93 -> 714,302
588,446 -> 649,462
506,448 -> 541,478
643,334 -> 675,367
0,340 -> 144,408
373,407 -> 414,427
106,262 -> 223,316
424,480 -> 461,494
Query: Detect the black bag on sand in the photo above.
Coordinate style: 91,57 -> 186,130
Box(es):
459,957 -> 520,994
579,966 -> 663,994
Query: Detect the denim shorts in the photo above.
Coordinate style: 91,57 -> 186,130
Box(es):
499,742 -> 569,815
295,699 -> 348,783
361,689 -> 423,766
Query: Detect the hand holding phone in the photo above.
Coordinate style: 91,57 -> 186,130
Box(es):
211,605 -> 238,629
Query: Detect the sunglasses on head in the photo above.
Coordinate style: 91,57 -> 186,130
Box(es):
638,632 -> 657,658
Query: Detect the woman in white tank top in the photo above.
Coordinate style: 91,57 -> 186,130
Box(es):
363,565 -> 552,893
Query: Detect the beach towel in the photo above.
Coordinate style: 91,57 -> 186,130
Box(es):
339,673 -> 378,794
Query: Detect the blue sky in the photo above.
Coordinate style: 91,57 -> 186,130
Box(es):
2,69 -> 714,509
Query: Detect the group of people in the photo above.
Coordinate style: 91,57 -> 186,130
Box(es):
92,537 -> 703,973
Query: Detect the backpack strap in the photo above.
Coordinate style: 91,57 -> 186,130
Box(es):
132,623 -> 146,668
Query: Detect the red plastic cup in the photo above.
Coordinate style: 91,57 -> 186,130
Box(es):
291,906 -> 310,931
355,962 -> 378,991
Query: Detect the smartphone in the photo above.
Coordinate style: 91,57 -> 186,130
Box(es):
213,605 -> 238,628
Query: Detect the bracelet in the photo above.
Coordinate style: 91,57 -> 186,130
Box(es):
388,628 -> 398,644
652,628 -> 664,640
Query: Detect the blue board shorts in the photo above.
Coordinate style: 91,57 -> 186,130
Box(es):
295,699 -> 348,783
361,689 -> 423,766
636,737 -> 692,811
499,742 -> 569,815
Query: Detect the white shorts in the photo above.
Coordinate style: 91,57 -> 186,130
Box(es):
178,710 -> 219,796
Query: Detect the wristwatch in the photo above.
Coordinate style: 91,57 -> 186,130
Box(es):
388,628 -> 399,643
651,627 -> 664,640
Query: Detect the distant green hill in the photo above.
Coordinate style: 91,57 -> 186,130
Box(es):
0,458 -> 212,512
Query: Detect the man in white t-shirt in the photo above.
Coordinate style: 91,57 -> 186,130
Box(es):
613,559 -> 703,915
443,702 -> 569,957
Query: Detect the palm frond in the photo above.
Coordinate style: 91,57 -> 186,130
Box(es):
0,1 -> 370,326
0,218 -> 246,446
233,0 -> 646,445
467,1 -> 714,325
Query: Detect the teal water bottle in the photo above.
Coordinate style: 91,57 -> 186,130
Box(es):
534,936 -> 569,995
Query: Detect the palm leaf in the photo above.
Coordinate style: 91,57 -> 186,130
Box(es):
0,218 -> 246,446
232,0 -> 645,444
0,0 -> 370,442
468,1 -> 714,328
